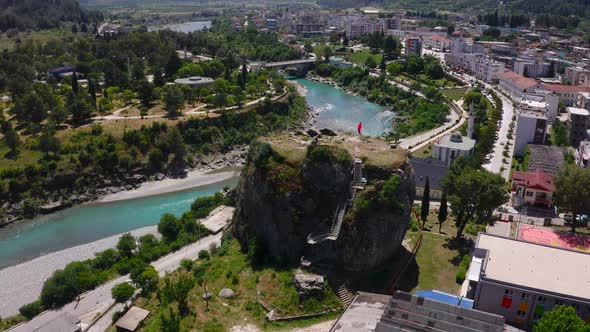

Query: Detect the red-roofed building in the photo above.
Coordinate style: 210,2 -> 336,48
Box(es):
542,84 -> 590,105
499,71 -> 545,100
512,169 -> 554,208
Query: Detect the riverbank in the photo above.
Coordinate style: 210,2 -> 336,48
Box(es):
0,226 -> 160,318
97,168 -> 240,203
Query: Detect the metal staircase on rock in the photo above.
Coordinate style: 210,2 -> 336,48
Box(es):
337,284 -> 353,307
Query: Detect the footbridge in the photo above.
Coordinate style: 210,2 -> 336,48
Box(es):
249,59 -> 318,73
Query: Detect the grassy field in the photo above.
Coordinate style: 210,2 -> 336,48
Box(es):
412,142 -> 433,158
127,240 -> 342,332
441,88 -> 468,101
347,50 -> 382,66
0,139 -> 43,171
0,29 -> 74,50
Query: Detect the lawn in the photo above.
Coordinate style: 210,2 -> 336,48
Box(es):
441,88 -> 468,101
412,142 -> 433,158
347,50 -> 382,66
0,29 -> 74,50
405,231 -> 463,294
128,240 -> 342,332
0,139 -> 43,171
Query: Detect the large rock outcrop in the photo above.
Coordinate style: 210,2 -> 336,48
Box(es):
233,133 -> 414,271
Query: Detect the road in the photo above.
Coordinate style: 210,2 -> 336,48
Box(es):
9,233 -> 222,332
481,91 -> 516,180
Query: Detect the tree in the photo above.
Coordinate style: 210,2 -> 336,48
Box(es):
71,24 -> 78,34
71,73 -> 78,93
553,165 -> 590,233
87,79 -> 96,107
323,47 -> 333,63
383,36 -> 399,60
534,305 -> 590,332
444,167 -> 508,240
158,213 -> 180,242
136,266 -> 159,293
421,177 -> 430,227
4,127 -> 20,158
379,55 -> 386,71
165,52 -> 182,79
117,233 -> 136,257
11,92 -> 48,124
38,131 -> 60,158
365,55 -> 377,69
111,282 -> 135,309
438,191 -> 448,233
70,96 -> 94,125
153,66 -> 165,87
343,34 -> 349,46
136,80 -> 155,106
239,60 -> 248,91
163,85 -> 185,117
447,24 -> 455,36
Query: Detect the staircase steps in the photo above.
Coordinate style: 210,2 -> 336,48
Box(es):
337,285 -> 353,307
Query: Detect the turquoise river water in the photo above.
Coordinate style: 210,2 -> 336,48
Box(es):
0,79 -> 388,269
0,178 -> 238,268
294,78 -> 395,136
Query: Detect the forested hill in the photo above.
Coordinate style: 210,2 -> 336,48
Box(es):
318,0 -> 590,19
0,0 -> 102,31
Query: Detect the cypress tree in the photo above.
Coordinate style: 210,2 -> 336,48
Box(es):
421,176 -> 430,228
438,191 -> 448,233
71,72 -> 78,93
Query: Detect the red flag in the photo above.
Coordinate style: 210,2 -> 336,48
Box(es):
357,122 -> 362,135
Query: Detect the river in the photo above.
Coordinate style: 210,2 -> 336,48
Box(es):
294,78 -> 395,136
0,79 -> 388,269
0,177 -> 238,269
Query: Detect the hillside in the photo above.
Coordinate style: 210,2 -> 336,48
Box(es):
0,0 -> 101,31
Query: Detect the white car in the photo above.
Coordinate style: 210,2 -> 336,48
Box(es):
485,154 -> 492,160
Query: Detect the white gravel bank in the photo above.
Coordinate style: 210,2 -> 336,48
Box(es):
0,226 -> 159,318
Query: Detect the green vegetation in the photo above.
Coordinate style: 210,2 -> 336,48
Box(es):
0,0 -> 103,31
455,255 -> 470,284
550,119 -> 569,146
441,88 -> 467,101
349,174 -> 404,222
553,165 -> 590,233
348,50 -> 383,66
534,305 -> 590,332
112,282 -> 135,308
134,239 -> 341,331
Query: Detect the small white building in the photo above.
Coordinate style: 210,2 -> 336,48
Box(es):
432,132 -> 476,166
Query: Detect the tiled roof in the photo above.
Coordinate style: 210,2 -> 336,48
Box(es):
542,84 -> 590,93
512,169 -> 554,192
500,70 -> 538,89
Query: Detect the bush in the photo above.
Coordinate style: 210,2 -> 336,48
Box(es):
180,259 -> 194,271
19,300 -> 44,319
191,192 -> 227,219
456,255 -> 471,284
198,250 -> 210,260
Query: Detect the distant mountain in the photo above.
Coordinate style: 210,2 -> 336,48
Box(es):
0,0 -> 101,31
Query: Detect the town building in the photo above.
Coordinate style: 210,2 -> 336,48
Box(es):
333,291 -> 508,332
567,107 -> 590,147
511,168 -> 554,208
513,59 -> 551,78
174,76 -> 214,88
564,66 -> 589,86
422,35 -> 452,52
446,42 -> 505,83
404,37 -> 422,56
498,71 -> 545,101
432,132 -> 476,167
542,84 -> 590,106
514,110 -> 547,156
520,92 -> 559,123
469,233 -> 590,330
47,65 -> 77,79
409,157 -> 448,201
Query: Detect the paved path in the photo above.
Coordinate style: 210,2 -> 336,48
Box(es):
481,91 -> 516,180
486,221 -> 511,237
9,232 -> 222,332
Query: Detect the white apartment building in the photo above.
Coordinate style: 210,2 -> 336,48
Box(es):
445,38 -> 503,83
514,110 -> 548,156
422,35 -> 452,51
564,66 -> 590,86
513,59 -> 551,78
499,71 -> 546,101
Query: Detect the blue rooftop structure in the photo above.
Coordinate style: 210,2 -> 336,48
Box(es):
415,290 -> 474,309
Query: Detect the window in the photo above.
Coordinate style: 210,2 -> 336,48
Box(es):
555,300 -> 564,306
521,293 -> 530,300
505,289 -> 514,297
537,296 -> 546,304
517,310 -> 526,318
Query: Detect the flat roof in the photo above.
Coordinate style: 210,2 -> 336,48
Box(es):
200,206 -> 235,234
568,107 -> 590,116
476,233 -> 590,300
332,292 -> 390,332
174,76 -> 214,85
436,134 -> 476,151
115,306 -> 150,331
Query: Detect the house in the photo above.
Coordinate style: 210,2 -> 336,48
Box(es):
409,157 -> 449,200
498,71 -> 545,101
511,169 -> 554,208
469,233 -> 590,330
567,107 -> 590,147
514,110 -> 547,156
432,132 -> 476,167
405,37 -> 422,56
115,306 -> 150,332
